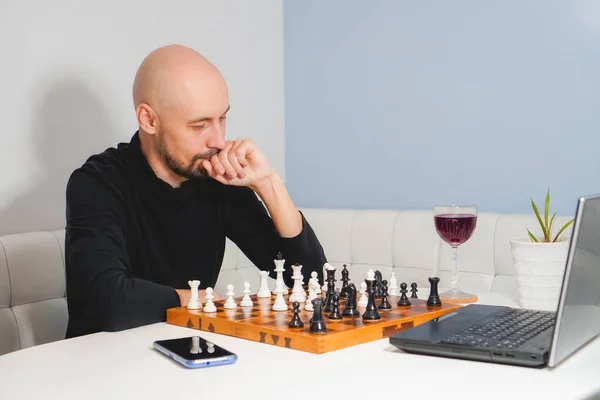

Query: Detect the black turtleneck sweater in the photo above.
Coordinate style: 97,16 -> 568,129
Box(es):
64,132 -> 327,338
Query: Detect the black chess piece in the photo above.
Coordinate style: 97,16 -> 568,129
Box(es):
397,282 -> 411,306
276,251 -> 283,260
288,301 -> 304,328
324,267 -> 337,312
362,278 -> 381,321
339,264 -> 350,298
374,270 -> 383,297
427,277 -> 442,307
410,282 -> 418,299
378,280 -> 392,310
309,298 -> 327,333
342,283 -> 360,317
328,293 -> 342,319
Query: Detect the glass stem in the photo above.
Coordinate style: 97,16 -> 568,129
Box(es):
451,246 -> 459,291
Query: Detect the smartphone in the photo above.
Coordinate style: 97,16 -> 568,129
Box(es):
153,336 -> 238,369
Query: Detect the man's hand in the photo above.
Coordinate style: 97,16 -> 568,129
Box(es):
175,289 -> 221,306
202,138 -> 275,192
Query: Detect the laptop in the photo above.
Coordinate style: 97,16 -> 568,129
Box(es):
389,194 -> 600,368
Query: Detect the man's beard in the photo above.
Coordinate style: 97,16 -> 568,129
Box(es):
157,131 -> 219,180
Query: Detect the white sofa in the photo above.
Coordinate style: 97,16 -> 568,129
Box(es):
0,208 -> 572,356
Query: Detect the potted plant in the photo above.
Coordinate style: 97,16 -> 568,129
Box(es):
510,189 -> 574,311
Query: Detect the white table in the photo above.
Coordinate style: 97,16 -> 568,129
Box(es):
1,292 -> 599,400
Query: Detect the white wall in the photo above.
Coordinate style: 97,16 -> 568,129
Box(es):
0,0 -> 284,236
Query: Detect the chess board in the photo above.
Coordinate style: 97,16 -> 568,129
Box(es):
166,293 -> 462,354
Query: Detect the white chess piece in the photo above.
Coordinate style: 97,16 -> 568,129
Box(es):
309,271 -> 321,294
304,297 -> 314,311
304,280 -> 318,312
321,263 -> 334,292
240,282 -> 253,307
389,272 -> 399,296
257,270 -> 272,298
224,284 -> 237,309
272,278 -> 288,311
307,279 -> 316,302
203,287 -> 217,313
358,281 -> 368,307
274,253 -> 286,293
190,336 -> 202,354
207,342 -> 215,354
366,269 -> 376,283
289,264 -> 306,302
187,280 -> 202,310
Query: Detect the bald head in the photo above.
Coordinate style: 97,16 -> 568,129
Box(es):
132,44 -> 229,185
133,44 -> 226,113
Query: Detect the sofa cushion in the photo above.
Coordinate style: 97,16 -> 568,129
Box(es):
393,210 -> 440,272
12,298 -> 68,349
299,208 -> 354,265
0,308 -> 19,355
0,242 -> 9,308
4,232 -> 65,306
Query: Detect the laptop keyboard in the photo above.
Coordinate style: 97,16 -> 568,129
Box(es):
441,309 -> 556,349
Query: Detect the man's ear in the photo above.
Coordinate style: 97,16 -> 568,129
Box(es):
136,104 -> 158,135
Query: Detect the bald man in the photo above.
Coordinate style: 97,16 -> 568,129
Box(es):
64,45 -> 327,338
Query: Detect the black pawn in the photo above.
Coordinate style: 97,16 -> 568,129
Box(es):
324,268 -> 337,312
276,251 -> 283,260
340,264 -> 350,298
288,301 -> 304,328
410,282 -> 418,299
427,277 -> 442,307
378,280 -> 392,310
362,278 -> 381,321
309,298 -> 327,333
397,282 -> 411,306
343,283 -> 360,317
374,270 -> 383,297
328,293 -> 342,320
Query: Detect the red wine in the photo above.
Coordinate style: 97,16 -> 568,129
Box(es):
434,214 -> 477,246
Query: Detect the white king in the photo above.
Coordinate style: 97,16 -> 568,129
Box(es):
289,264 -> 307,302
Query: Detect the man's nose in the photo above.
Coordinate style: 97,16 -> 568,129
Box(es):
206,126 -> 226,149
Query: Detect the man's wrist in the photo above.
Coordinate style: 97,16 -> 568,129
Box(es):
251,172 -> 282,201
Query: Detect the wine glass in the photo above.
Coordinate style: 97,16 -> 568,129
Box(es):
433,204 -> 478,303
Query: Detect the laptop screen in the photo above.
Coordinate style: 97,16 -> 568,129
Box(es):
549,194 -> 600,367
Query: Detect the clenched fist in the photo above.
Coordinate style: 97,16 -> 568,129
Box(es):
202,138 -> 276,190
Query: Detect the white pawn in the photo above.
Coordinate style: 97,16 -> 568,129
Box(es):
389,272 -> 399,296
272,280 -> 287,311
358,281 -> 368,307
190,336 -> 202,354
241,282 -> 253,307
309,271 -> 321,294
308,279 -> 319,304
224,284 -> 237,309
257,270 -> 272,298
304,297 -> 314,311
187,280 -> 202,310
203,287 -> 217,313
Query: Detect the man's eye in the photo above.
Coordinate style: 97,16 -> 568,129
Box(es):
193,124 -> 206,130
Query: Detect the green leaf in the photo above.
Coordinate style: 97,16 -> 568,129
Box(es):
531,198 -> 549,241
544,188 -> 550,233
527,228 -> 539,243
553,219 -> 574,242
548,213 -> 556,238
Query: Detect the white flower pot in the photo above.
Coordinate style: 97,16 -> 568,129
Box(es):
509,238 -> 570,311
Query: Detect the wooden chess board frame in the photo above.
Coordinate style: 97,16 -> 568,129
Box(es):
166,293 -> 462,354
